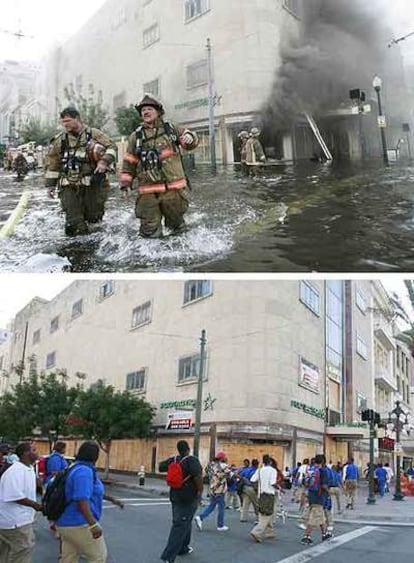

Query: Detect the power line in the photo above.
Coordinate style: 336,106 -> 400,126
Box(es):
388,31 -> 414,47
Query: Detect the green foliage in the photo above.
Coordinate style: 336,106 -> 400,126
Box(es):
114,105 -> 142,136
63,83 -> 109,130
68,380 -> 155,448
19,118 -> 56,146
0,371 -> 78,444
392,281 -> 414,355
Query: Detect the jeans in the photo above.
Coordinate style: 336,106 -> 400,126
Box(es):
198,493 -> 225,527
160,499 -> 198,562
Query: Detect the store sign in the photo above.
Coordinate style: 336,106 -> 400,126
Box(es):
299,357 -> 320,394
160,399 -> 196,410
379,437 -> 394,451
377,115 -> 387,128
291,400 -> 325,420
166,411 -> 194,430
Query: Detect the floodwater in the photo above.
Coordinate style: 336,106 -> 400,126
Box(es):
1,161 -> 414,273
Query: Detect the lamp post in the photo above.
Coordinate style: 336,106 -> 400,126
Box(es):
362,409 -> 380,504
372,75 -> 389,165
388,400 -> 409,501
193,329 -> 207,458
206,38 -> 217,172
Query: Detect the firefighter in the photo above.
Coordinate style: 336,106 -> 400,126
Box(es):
120,94 -> 199,238
245,127 -> 266,175
45,107 -> 117,236
237,130 -> 250,176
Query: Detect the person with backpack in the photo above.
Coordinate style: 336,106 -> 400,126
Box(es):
300,454 -> 332,545
120,94 -> 199,238
45,107 -> 117,236
249,454 -> 277,543
52,440 -> 123,563
45,441 -> 69,485
194,451 -> 233,533
0,441 -> 43,563
158,440 -> 203,563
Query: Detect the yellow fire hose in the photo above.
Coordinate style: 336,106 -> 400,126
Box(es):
0,191 -> 30,238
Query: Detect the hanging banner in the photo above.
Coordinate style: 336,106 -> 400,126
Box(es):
166,411 -> 194,430
299,357 -> 320,394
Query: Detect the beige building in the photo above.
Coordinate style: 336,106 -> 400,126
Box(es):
1,278 -> 386,469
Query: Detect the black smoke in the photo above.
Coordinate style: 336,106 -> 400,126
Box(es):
265,0 -> 400,126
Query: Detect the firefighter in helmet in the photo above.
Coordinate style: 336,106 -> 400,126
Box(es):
120,94 -> 199,238
45,107 -> 117,236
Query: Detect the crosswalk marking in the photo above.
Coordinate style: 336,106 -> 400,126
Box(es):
273,526 -> 376,563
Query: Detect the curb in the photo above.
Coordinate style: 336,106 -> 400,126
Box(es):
106,480 -> 169,497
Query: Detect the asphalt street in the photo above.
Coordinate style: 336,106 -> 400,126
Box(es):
32,486 -> 414,563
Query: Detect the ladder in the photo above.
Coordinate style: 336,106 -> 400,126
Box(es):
304,113 -> 333,161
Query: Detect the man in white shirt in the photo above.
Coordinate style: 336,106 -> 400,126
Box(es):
249,455 -> 277,543
0,442 -> 42,563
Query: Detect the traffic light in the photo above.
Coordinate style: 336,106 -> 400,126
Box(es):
375,412 -> 381,426
361,409 -> 371,421
350,89 -> 361,100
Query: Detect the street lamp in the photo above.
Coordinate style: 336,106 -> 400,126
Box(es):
372,75 -> 389,165
361,409 -> 380,504
388,400 -> 409,501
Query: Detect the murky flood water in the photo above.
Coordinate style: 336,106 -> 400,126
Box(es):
1,162 -> 414,273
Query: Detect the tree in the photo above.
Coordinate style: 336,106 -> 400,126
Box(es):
67,380 -> 155,479
19,118 -> 56,146
0,371 -> 79,447
390,281 -> 414,354
63,83 -> 109,130
114,105 -> 142,136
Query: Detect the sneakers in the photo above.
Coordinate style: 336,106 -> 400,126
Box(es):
297,523 -> 307,530
322,532 -> 333,541
217,526 -> 229,531
194,516 -> 203,531
179,546 -> 194,555
250,531 -> 263,543
327,526 -> 334,532
300,536 -> 313,545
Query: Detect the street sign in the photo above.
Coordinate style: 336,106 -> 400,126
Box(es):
394,442 -> 403,454
377,115 -> 387,128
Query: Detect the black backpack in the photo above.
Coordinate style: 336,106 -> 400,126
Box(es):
42,464 -> 77,521
0,461 -> 12,480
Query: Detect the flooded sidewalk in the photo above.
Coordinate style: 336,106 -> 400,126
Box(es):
1,161 -> 414,272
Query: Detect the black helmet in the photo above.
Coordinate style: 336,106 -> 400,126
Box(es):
135,94 -> 165,116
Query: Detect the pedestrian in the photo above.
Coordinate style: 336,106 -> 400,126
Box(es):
291,462 -> 302,502
45,441 -> 68,485
239,458 -> 259,523
235,458 -> 250,505
0,441 -> 43,563
55,440 -> 124,563
237,130 -> 249,175
0,444 -> 9,469
384,462 -> 394,491
45,107 -> 117,236
329,464 -> 343,514
194,451 -> 232,532
375,463 -> 387,497
225,465 -> 241,510
159,440 -> 203,563
120,94 -> 199,238
249,454 -> 277,543
343,457 -> 359,509
300,454 -> 331,545
13,152 -> 28,180
245,127 -> 266,174
282,466 -> 292,490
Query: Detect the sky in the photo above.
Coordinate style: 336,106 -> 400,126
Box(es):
0,275 -> 72,328
0,0 -> 107,61
0,0 -> 414,63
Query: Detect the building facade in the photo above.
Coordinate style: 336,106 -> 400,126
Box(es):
3,279 -> 401,470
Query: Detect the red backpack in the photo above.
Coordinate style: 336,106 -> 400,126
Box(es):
37,456 -> 48,481
167,456 -> 191,489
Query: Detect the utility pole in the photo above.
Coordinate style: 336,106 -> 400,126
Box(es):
206,38 -> 216,172
372,76 -> 389,166
193,329 -> 207,458
362,409 -> 379,504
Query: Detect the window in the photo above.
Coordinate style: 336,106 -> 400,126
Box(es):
356,392 -> 367,413
184,280 -> 212,304
185,0 -> 210,21
46,351 -> 56,369
356,334 -> 368,360
356,289 -> 367,314
50,316 -> 59,334
186,60 -> 208,89
100,281 -> 114,300
126,369 -> 146,392
283,0 -> 300,17
143,78 -> 160,98
143,23 -> 159,48
178,353 -> 202,383
72,299 -> 83,319
131,301 -> 152,328
300,281 -> 320,316
32,329 -> 40,345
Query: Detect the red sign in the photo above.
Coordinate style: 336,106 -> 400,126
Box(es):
379,437 -> 394,451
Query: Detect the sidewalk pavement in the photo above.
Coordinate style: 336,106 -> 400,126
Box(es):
102,472 -> 414,527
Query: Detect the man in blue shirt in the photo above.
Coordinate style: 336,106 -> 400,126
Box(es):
45,441 -> 68,485
343,458 -> 359,509
375,464 -> 387,497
